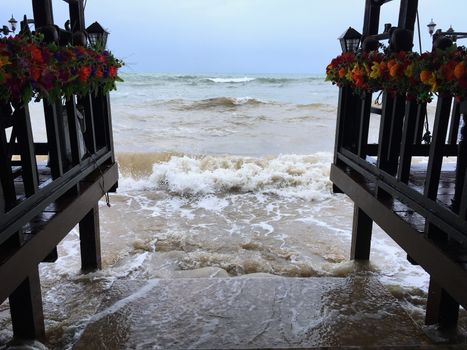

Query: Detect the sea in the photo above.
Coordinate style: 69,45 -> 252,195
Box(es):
0,73 -> 453,348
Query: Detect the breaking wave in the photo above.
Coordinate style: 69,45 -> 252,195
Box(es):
118,152 -> 333,201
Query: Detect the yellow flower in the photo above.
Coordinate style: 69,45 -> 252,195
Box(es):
404,63 -> 413,78
369,62 -> 381,79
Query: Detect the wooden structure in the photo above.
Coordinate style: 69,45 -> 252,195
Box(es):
331,0 -> 467,331
0,0 -> 118,341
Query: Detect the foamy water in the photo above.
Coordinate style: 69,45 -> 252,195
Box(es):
0,73 -> 436,349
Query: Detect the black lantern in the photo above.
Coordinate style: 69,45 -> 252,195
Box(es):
86,21 -> 109,49
8,15 -> 17,32
2,15 -> 17,36
338,27 -> 362,53
427,18 -> 436,36
446,25 -> 457,42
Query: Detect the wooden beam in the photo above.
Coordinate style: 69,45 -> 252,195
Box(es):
79,204 -> 102,272
426,278 -> 459,329
362,0 -> 382,37
32,0 -> 54,27
9,266 -> 45,341
358,93 -> 372,158
66,98 -> 82,166
68,0 -> 85,32
424,96 -> 452,200
398,0 -> 418,32
43,103 -> 64,179
0,163 -> 118,303
14,105 -> 39,197
414,103 -> 427,144
386,95 -> 407,176
448,101 -> 460,145
397,100 -> 418,183
330,164 -> 467,309
334,87 -> 351,165
351,205 -> 373,260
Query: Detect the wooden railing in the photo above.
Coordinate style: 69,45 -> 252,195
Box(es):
0,0 -> 117,247
330,0 -> 467,331
333,88 -> 467,244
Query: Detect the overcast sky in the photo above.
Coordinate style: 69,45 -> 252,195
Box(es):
1,1 -> 465,74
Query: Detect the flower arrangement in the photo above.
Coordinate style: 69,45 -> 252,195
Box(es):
326,46 -> 467,103
0,34 -> 123,104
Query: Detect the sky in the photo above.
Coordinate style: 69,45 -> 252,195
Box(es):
1,0 -> 466,74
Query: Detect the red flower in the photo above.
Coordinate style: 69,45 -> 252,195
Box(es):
108,65 -> 117,78
30,67 -> 41,81
29,44 -> 43,63
95,68 -> 104,78
78,65 -> 92,82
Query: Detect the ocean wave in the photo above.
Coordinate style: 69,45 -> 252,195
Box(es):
119,73 -> 324,87
205,77 -> 257,83
177,97 -> 269,110
118,152 -> 333,200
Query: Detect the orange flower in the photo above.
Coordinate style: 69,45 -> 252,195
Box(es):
338,67 -> 346,78
389,63 -> 400,78
420,70 -> 433,84
420,70 -> 437,92
351,65 -> 366,88
454,62 -> 466,79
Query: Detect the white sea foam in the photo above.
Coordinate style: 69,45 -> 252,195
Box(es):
207,77 -> 256,83
118,153 -> 333,201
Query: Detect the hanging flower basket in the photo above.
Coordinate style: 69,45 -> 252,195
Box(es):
326,46 -> 467,103
0,34 -> 123,104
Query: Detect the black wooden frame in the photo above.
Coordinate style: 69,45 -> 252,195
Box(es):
0,0 -> 118,342
331,0 -> 467,330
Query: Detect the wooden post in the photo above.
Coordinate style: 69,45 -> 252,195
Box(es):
66,98 -> 82,165
350,205 -> 373,260
398,0 -> 418,31
43,103 -> 64,179
32,0 -> 54,27
426,278 -> 459,329
68,0 -> 85,32
0,119 -> 16,210
424,97 -> 452,200
357,93 -> 372,158
386,95 -> 407,175
424,97 -> 452,241
79,204 -> 102,272
362,0 -> 381,37
448,101 -> 460,145
397,100 -> 418,183
14,105 -> 39,197
9,266 -> 45,341
453,112 -> 466,214
414,103 -> 427,144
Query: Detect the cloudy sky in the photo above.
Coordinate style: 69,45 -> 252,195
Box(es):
1,0 -> 465,74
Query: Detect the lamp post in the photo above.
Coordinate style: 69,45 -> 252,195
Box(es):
338,27 -> 362,53
427,19 -> 467,43
86,21 -> 109,49
1,15 -> 17,36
